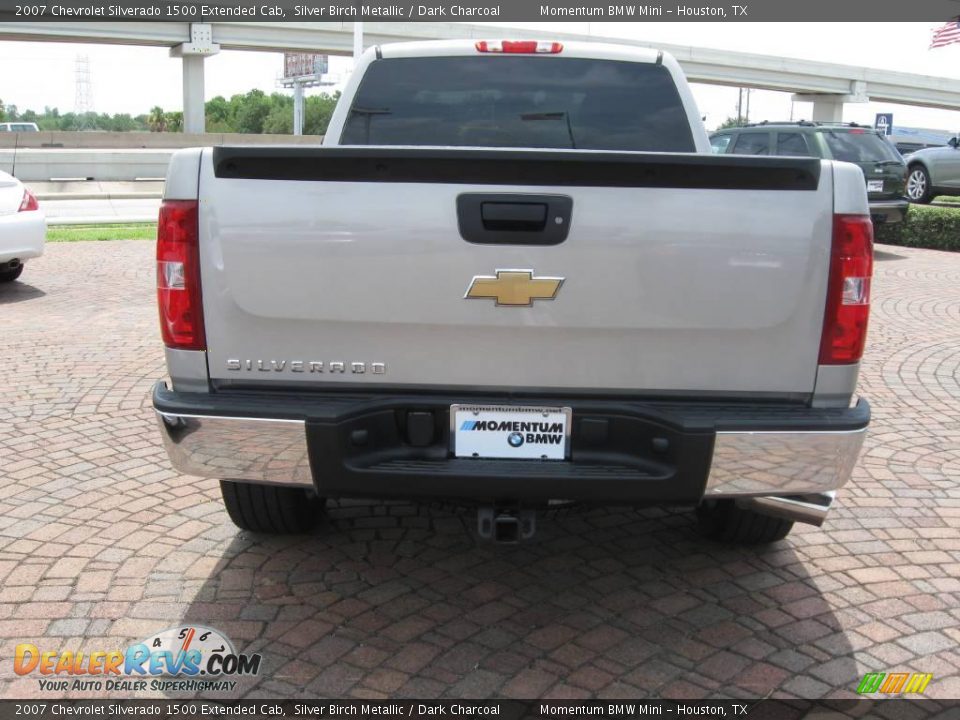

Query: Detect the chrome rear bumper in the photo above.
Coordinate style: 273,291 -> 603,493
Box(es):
702,428 -> 865,525
154,385 -> 868,527
705,428 -> 866,498
156,412 -> 313,487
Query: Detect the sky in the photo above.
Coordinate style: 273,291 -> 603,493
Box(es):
1,22 -> 959,132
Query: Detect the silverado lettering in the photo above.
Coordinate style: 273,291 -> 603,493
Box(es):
225,359 -> 386,374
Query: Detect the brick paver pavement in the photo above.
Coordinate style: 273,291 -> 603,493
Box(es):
0,240 -> 958,700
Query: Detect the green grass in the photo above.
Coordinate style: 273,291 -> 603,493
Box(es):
47,223 -> 156,243
875,204 -> 960,251
933,195 -> 960,204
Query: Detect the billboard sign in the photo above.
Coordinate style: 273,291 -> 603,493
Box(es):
284,53 -> 329,79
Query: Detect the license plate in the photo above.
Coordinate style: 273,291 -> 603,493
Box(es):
451,405 -> 572,460
867,180 -> 884,192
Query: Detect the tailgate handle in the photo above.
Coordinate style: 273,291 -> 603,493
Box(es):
457,193 -> 573,246
481,202 -> 547,231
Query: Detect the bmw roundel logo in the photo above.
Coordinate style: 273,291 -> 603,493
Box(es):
507,432 -> 525,448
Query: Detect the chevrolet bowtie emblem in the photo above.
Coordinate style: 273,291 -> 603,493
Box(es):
464,269 -> 564,307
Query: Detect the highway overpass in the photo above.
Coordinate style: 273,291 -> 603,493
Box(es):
2,21 -> 960,131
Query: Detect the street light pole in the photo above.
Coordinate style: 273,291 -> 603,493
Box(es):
293,79 -> 303,135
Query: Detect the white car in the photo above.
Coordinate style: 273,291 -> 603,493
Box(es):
0,122 -> 40,132
0,170 -> 45,282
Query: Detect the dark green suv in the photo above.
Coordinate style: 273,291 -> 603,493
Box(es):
710,121 -> 908,224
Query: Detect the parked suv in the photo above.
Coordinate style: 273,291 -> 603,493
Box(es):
710,121 -> 908,224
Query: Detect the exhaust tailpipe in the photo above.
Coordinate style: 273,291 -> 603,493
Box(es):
740,492 -> 835,527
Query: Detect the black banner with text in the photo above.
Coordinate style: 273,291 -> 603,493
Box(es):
0,699 -> 956,720
2,0 -> 960,21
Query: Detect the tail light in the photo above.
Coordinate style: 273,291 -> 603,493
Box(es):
475,40 -> 563,54
18,189 -> 39,212
156,199 -> 205,351
819,214 -> 873,364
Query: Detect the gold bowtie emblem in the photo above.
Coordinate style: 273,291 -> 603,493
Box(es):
464,269 -> 564,307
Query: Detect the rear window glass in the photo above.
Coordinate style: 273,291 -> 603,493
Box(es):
731,133 -> 770,155
823,131 -> 900,163
710,135 -> 732,154
341,56 -> 695,152
776,132 -> 812,156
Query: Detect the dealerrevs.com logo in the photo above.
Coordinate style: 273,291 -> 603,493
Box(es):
14,625 -> 262,693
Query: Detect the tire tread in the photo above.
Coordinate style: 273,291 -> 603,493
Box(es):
697,500 -> 794,544
220,480 -> 321,534
0,264 -> 24,283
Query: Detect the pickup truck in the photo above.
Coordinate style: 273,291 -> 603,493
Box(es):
153,39 -> 872,544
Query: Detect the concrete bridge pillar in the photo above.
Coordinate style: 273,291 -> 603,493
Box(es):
181,55 -> 206,134
793,84 -> 868,125
793,94 -> 851,123
809,96 -> 845,123
170,24 -> 220,134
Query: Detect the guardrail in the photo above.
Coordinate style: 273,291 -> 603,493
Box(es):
0,132 -> 325,182
1,148 -> 175,182
0,131 -> 323,149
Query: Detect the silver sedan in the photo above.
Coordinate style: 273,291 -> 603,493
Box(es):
903,136 -> 960,203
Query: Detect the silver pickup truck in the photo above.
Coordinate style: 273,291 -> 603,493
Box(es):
153,39 -> 872,544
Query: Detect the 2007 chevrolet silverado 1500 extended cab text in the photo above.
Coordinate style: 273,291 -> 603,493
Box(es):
153,39 -> 872,544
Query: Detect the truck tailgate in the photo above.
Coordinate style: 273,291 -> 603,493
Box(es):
199,147 -> 832,397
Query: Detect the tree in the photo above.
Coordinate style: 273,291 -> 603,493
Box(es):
0,90 -> 339,134
715,115 -> 745,131
304,92 -> 339,136
59,112 -> 79,131
205,95 -> 233,131
110,113 -> 138,132
235,90 -> 272,134
262,103 -> 294,134
147,106 -> 167,132
0,98 -> 5,123
165,111 -> 183,132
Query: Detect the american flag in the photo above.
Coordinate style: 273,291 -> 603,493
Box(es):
930,18 -> 960,48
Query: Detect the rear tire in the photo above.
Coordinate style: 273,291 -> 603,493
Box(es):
0,264 -> 24,283
696,499 -> 794,544
220,480 -> 324,534
905,165 -> 933,204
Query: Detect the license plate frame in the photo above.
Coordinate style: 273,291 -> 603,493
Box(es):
451,404 -> 572,460
867,179 -> 884,193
